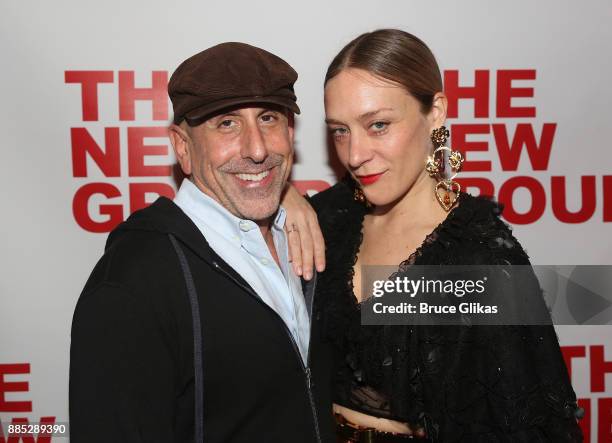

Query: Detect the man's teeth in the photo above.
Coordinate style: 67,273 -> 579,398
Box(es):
236,170 -> 270,182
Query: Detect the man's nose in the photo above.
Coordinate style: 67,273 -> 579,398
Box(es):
241,121 -> 268,163
347,133 -> 373,170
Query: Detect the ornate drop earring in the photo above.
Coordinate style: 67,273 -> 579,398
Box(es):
426,126 -> 464,211
353,185 -> 373,209
353,186 -> 368,205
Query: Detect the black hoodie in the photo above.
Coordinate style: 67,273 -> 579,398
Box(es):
69,197 -> 334,443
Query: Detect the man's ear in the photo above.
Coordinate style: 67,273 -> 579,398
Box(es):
428,92 -> 448,130
287,112 -> 295,145
168,123 -> 192,176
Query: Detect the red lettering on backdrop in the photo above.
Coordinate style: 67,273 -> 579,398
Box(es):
557,347 -> 612,441
0,364 -> 31,413
498,176 -> 546,224
66,68 -> 609,229
73,183 -> 123,233
456,177 -> 495,197
0,364 -> 57,443
558,347 -> 612,441
561,346 -> 587,380
67,70 -> 176,232
118,71 -> 168,121
64,71 -> 114,121
444,70 -> 490,118
590,345 -> 612,393
444,69 -> 609,224
577,398 -> 591,443
604,176 -> 612,222
496,70 -> 536,118
551,176 -> 597,223
71,127 -> 120,177
451,123 -> 556,172
492,123 -> 556,171
451,124 -> 491,171
0,417 -> 55,443
130,183 -> 175,213
127,127 -> 172,176
598,398 -> 612,443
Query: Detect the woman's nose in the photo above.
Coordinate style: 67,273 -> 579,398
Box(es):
347,134 -> 373,170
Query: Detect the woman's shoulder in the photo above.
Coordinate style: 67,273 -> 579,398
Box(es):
308,177 -> 367,230
418,193 -> 531,265
308,178 -> 354,212
454,193 -> 515,241
451,193 -> 506,236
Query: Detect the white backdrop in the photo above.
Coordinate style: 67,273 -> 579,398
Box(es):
1,0 -> 611,441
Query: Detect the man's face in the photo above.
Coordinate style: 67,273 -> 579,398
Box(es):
171,105 -> 294,222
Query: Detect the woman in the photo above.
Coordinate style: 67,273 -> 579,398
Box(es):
283,29 -> 583,442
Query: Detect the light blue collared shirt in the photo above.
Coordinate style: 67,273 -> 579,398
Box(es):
174,179 -> 310,363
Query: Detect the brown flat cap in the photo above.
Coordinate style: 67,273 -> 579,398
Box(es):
168,42 -> 300,125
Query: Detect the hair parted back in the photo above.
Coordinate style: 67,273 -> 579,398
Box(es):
325,29 -> 443,114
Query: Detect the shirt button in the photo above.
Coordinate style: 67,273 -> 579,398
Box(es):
260,258 -> 269,265
239,221 -> 251,232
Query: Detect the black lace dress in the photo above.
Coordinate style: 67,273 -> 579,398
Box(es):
309,178 -> 583,443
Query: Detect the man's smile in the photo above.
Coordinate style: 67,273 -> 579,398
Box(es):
231,166 -> 277,188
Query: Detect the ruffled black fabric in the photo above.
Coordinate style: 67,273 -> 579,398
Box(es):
309,177 -> 583,443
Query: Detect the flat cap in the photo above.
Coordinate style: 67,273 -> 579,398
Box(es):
169,42 -> 300,125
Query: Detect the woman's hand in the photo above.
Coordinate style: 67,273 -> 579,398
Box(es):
281,183 -> 326,280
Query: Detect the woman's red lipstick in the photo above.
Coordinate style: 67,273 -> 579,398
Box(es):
356,172 -> 385,185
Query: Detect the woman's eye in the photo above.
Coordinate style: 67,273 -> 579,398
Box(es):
371,121 -> 388,132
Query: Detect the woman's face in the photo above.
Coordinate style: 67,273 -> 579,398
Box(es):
324,68 -> 442,208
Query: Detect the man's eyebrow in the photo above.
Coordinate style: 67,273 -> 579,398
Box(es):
257,108 -> 282,116
208,111 -> 240,122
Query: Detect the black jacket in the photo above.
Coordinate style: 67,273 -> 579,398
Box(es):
69,197 -> 334,443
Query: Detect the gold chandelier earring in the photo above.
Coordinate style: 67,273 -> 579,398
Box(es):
426,126 -> 464,211
353,185 -> 372,208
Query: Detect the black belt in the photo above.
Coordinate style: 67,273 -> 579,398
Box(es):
335,414 -> 430,443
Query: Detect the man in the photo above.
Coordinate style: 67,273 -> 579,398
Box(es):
70,42 -> 333,442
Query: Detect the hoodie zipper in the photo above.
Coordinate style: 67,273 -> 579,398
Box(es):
304,272 -> 321,443
210,261 -> 322,443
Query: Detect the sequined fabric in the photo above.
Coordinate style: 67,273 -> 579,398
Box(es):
309,177 -> 583,443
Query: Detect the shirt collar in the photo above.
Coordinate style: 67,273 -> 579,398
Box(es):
174,178 -> 286,243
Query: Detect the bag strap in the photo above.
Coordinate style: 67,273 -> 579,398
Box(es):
169,233 -> 204,442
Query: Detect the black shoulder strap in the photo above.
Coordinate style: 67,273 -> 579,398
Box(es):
169,233 -> 204,443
